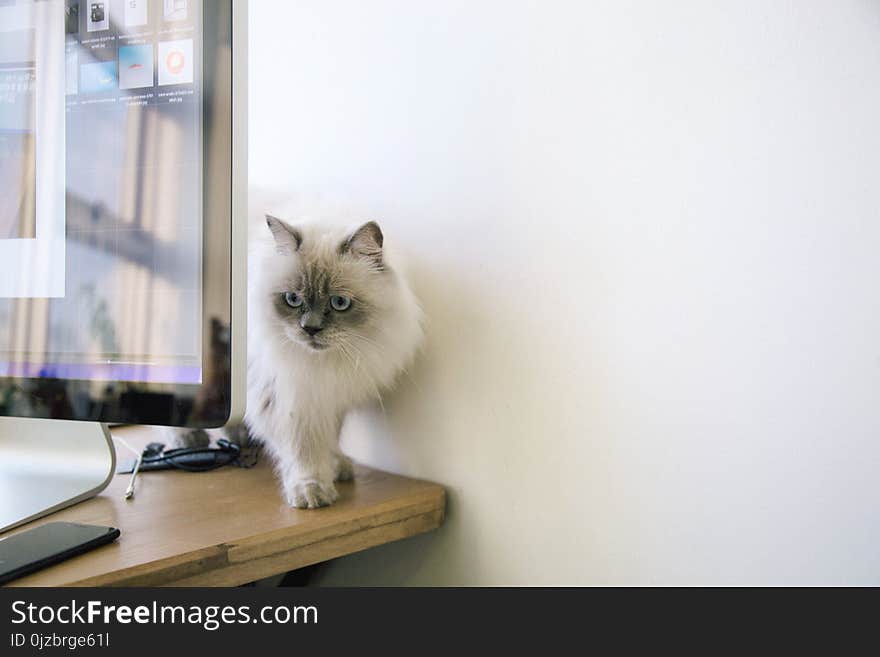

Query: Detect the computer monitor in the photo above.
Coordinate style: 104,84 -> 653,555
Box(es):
0,0 -> 246,532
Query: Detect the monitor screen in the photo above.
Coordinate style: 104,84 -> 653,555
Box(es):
0,0 -> 234,426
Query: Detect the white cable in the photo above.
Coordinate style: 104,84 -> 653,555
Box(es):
114,435 -> 143,501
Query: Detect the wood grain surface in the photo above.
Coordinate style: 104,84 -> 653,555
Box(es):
3,425 -> 445,587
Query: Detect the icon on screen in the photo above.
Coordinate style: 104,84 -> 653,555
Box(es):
163,0 -> 188,22
125,0 -> 149,27
87,2 -> 109,32
158,40 -> 193,86
80,61 -> 117,93
119,45 -> 154,89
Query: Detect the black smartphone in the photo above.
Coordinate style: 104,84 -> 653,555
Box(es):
0,522 -> 120,585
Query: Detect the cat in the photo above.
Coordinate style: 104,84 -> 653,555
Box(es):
248,215 -> 423,507
172,214 -> 423,508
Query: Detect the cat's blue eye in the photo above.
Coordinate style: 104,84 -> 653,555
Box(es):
330,295 -> 352,311
284,292 -> 303,308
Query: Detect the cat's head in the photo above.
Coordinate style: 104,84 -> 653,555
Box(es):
263,215 -> 390,353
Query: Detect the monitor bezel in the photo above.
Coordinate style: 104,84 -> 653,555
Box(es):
0,0 -> 244,429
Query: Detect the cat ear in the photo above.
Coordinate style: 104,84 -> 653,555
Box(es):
265,214 -> 302,255
342,221 -> 384,267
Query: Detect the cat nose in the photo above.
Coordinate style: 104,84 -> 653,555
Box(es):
300,312 -> 324,336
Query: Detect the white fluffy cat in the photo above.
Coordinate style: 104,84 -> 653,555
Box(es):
243,214 -> 423,508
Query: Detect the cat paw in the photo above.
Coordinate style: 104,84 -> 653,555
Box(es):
334,454 -> 354,482
166,427 -> 210,449
284,479 -> 338,509
222,423 -> 251,446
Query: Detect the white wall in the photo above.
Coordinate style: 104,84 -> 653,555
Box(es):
249,1 -> 880,585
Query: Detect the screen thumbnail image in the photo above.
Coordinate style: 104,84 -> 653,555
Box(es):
119,45 -> 154,89
158,40 -> 193,86
0,27 -> 36,242
164,0 -> 188,22
65,1 -> 79,34
87,2 -> 109,32
0,66 -> 36,241
80,61 -> 117,94
125,0 -> 149,28
0,133 -> 35,240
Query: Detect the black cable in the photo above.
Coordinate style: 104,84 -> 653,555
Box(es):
133,438 -> 261,473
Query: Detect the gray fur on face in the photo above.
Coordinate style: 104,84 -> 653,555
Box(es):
268,217 -> 386,352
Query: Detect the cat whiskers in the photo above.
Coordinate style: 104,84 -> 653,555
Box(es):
335,339 -> 361,372
348,331 -> 423,395
337,339 -> 385,415
339,336 -> 387,417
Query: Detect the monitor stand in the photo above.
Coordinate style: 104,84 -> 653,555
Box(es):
0,418 -> 116,534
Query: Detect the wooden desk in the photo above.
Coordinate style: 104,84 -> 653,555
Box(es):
5,426 -> 445,587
